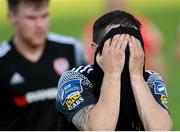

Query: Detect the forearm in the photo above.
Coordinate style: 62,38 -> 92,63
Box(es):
131,75 -> 172,131
84,73 -> 121,131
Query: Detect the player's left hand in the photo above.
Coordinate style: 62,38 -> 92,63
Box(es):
128,36 -> 145,78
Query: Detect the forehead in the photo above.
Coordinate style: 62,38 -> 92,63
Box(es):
16,1 -> 49,15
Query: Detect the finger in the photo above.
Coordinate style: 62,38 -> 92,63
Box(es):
131,36 -> 138,55
120,34 -> 129,52
136,38 -> 144,57
104,38 -> 111,48
111,34 -> 120,48
136,39 -> 143,51
129,36 -> 135,56
96,52 -> 101,64
102,38 -> 111,54
117,34 -> 126,49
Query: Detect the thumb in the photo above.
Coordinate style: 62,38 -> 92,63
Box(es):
96,53 -> 101,65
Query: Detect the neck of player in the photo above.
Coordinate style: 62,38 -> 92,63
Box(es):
13,35 -> 46,63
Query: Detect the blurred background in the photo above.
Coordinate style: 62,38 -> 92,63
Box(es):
0,0 -> 180,130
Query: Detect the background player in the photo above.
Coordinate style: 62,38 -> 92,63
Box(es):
0,0 -> 87,130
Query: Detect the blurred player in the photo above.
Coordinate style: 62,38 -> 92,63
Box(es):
0,0 -> 87,130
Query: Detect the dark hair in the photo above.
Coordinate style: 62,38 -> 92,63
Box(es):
92,10 -> 146,130
7,0 -> 49,11
93,10 -> 141,44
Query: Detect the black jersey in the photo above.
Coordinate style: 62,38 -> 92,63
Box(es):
56,65 -> 169,130
0,33 -> 87,130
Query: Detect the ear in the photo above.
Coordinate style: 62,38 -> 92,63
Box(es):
7,10 -> 17,25
91,42 -> 98,54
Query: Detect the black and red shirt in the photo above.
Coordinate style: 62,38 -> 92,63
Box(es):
0,33 -> 87,130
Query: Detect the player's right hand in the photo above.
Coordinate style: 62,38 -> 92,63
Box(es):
96,34 -> 129,75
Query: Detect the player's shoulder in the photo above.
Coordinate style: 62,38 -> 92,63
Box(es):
0,41 -> 12,59
58,65 -> 94,88
59,65 -> 94,81
71,65 -> 94,74
47,32 -> 81,47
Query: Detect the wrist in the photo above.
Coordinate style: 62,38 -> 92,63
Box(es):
130,74 -> 144,82
104,72 -> 121,79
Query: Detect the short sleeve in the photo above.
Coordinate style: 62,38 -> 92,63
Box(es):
56,70 -> 96,121
146,71 -> 169,111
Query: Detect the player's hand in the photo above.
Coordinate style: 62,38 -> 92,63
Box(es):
129,36 -> 145,78
96,34 -> 129,75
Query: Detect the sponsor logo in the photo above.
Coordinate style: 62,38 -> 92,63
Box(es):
53,58 -> 70,75
59,79 -> 83,105
161,95 -> 167,102
10,72 -> 25,85
13,87 -> 57,107
161,95 -> 168,108
14,95 -> 28,107
58,79 -> 84,110
66,93 -> 84,110
153,81 -> 167,96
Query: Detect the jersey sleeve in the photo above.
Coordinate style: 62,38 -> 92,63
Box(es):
56,70 -> 96,121
146,71 -> 169,111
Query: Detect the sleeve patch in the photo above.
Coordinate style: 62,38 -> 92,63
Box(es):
153,81 -> 168,96
58,79 -> 84,110
146,71 -> 169,110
